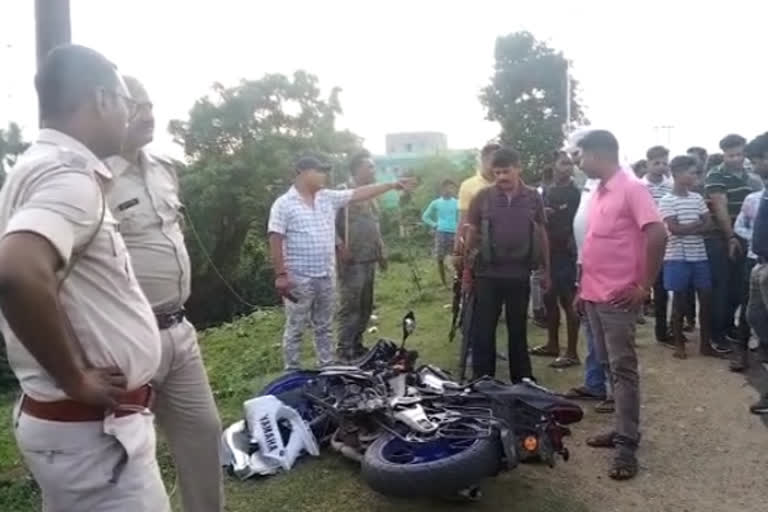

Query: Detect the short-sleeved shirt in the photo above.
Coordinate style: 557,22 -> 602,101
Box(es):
704,165 -> 763,224
268,186 -> 354,277
734,190 -> 763,259
580,170 -> 662,303
457,172 -> 493,211
105,152 -> 191,313
421,197 -> 458,233
467,184 -> 545,279
641,175 -> 673,205
752,191 -> 768,259
336,191 -> 381,265
0,129 -> 161,401
544,181 -> 580,256
658,192 -> 709,262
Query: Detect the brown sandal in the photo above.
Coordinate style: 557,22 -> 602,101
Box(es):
594,399 -> 615,414
563,386 -> 605,401
586,431 -> 616,448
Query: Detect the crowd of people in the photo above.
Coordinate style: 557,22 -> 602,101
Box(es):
267,125 -> 768,483
3,41 -> 768,510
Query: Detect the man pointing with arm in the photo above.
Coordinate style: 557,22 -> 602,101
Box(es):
268,156 -> 415,370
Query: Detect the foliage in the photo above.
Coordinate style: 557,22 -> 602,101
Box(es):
169,72 -> 363,327
480,31 -> 587,182
0,122 -> 29,185
0,122 -> 28,391
385,154 -> 476,253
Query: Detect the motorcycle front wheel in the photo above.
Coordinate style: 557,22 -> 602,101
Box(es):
361,433 -> 501,498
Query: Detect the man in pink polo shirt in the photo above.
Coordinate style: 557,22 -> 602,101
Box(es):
575,130 -> 667,481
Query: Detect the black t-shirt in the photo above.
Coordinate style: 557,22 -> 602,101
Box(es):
543,181 -> 580,256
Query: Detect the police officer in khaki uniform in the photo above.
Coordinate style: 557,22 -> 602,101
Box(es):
105,76 -> 224,512
0,46 -> 169,511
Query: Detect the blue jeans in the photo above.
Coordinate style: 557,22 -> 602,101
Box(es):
583,314 -> 606,395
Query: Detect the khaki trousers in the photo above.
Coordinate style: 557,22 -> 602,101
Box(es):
14,406 -> 170,512
152,319 -> 224,512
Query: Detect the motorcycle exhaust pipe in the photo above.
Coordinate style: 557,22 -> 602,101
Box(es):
330,432 -> 363,463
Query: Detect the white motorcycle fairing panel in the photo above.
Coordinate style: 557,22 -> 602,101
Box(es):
221,395 -> 319,479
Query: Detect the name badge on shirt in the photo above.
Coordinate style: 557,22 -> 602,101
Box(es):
117,198 -> 139,211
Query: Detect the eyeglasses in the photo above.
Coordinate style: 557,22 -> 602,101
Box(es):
104,89 -> 140,121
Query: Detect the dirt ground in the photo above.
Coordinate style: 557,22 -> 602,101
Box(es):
539,327 -> 768,512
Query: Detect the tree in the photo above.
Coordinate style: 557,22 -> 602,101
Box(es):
169,71 -> 362,326
480,31 -> 587,182
0,122 -> 28,391
0,122 -> 30,187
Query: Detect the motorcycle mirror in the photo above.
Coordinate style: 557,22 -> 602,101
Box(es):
401,311 -> 416,345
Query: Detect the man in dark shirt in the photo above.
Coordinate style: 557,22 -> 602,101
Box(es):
336,151 -> 387,361
530,151 -> 580,367
704,134 -> 763,354
464,148 -> 550,382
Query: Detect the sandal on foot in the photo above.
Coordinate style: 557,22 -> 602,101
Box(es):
586,431 -> 616,448
529,345 -> 559,357
563,386 -> 605,401
609,453 -> 639,480
549,356 -> 580,369
594,399 -> 615,414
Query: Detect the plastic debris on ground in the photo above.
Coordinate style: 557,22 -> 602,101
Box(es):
221,395 -> 319,480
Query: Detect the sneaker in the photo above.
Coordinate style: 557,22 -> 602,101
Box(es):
749,395 -> 768,415
636,315 -> 646,325
683,322 -> 695,333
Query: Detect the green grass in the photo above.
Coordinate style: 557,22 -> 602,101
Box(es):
0,259 -> 589,511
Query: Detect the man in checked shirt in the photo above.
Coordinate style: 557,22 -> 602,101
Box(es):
268,156 -> 416,370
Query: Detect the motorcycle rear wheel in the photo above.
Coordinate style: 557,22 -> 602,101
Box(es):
361,433 -> 501,498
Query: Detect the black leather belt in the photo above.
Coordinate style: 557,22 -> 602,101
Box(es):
156,310 -> 185,330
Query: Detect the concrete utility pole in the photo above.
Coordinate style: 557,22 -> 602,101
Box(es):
35,0 -> 71,69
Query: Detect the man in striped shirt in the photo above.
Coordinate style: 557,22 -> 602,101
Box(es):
704,134 -> 764,353
642,146 -> 673,344
659,156 -> 713,359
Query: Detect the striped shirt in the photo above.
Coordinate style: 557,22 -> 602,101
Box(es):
704,165 -> 763,223
641,175 -> 673,205
658,192 -> 709,262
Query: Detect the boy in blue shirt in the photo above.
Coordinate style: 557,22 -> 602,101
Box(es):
422,179 -> 459,285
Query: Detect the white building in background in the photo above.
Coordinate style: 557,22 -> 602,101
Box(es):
385,132 -> 448,156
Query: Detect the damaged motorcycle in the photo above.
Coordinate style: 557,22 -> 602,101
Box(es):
257,312 -> 583,499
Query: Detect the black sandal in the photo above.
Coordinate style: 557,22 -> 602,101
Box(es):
530,345 -> 559,357
609,452 -> 639,480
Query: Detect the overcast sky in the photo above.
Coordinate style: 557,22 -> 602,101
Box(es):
1,0 -> 766,162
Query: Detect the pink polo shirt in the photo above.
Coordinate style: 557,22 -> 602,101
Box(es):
580,169 -> 661,303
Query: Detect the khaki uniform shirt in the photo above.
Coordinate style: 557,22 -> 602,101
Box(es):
0,129 -> 161,401
105,152 -> 190,314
